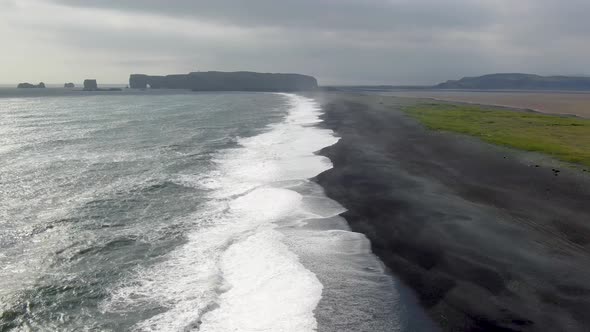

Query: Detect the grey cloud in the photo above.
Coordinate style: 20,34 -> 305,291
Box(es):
53,0 -> 497,32
39,16 -> 500,85
2,0 -> 590,84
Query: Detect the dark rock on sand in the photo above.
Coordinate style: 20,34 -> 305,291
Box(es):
313,93 -> 590,332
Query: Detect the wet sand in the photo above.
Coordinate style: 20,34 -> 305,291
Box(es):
312,92 -> 590,331
385,90 -> 590,118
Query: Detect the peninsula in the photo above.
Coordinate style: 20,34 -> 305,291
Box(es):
129,71 -> 318,91
436,73 -> 590,90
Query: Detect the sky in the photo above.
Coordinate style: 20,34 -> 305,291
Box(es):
1,0 -> 589,85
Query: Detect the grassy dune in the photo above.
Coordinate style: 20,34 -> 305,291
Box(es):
404,103 -> 590,167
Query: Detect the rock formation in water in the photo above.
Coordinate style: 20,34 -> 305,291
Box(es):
436,73 -> 590,90
83,79 -> 98,91
81,79 -> 122,92
129,71 -> 318,91
64,82 -> 75,88
17,82 -> 45,88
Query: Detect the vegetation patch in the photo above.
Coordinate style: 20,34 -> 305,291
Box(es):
403,103 -> 590,167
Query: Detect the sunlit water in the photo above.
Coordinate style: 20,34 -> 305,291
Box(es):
0,90 -> 434,331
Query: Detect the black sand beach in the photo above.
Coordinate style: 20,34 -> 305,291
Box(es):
312,93 -> 590,331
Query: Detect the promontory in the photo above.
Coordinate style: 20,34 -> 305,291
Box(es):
435,73 -> 590,90
129,71 -> 318,91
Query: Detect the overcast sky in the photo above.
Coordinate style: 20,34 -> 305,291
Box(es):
1,0 -> 589,85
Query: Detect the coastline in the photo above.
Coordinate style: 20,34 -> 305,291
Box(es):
383,90 -> 590,118
312,92 -> 590,331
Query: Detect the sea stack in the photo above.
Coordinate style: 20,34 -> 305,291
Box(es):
64,82 -> 75,88
83,79 -> 98,91
17,82 -> 46,88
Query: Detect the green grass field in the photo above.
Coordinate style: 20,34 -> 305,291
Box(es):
403,103 -> 590,168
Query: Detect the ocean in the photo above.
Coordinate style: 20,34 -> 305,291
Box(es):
0,89 -> 433,331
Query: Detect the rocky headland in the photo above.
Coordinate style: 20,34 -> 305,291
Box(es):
436,73 -> 590,90
129,71 -> 318,91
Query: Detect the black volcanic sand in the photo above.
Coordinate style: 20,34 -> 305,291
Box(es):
311,93 -> 590,332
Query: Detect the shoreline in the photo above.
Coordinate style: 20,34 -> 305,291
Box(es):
382,90 -> 590,118
312,92 -> 590,331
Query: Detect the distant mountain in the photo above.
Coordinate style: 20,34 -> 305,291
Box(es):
129,71 -> 318,91
435,73 -> 590,90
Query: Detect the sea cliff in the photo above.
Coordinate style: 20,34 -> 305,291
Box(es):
129,71 -> 318,91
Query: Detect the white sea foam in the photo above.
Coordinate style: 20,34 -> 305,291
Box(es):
200,228 -> 322,332
207,94 -> 338,198
103,94 -> 339,331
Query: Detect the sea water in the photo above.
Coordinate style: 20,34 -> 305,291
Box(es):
0,90 -> 434,331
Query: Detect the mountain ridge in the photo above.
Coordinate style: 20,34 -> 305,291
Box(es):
435,73 -> 590,90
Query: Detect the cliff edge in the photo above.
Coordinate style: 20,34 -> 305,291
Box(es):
129,71 -> 318,91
